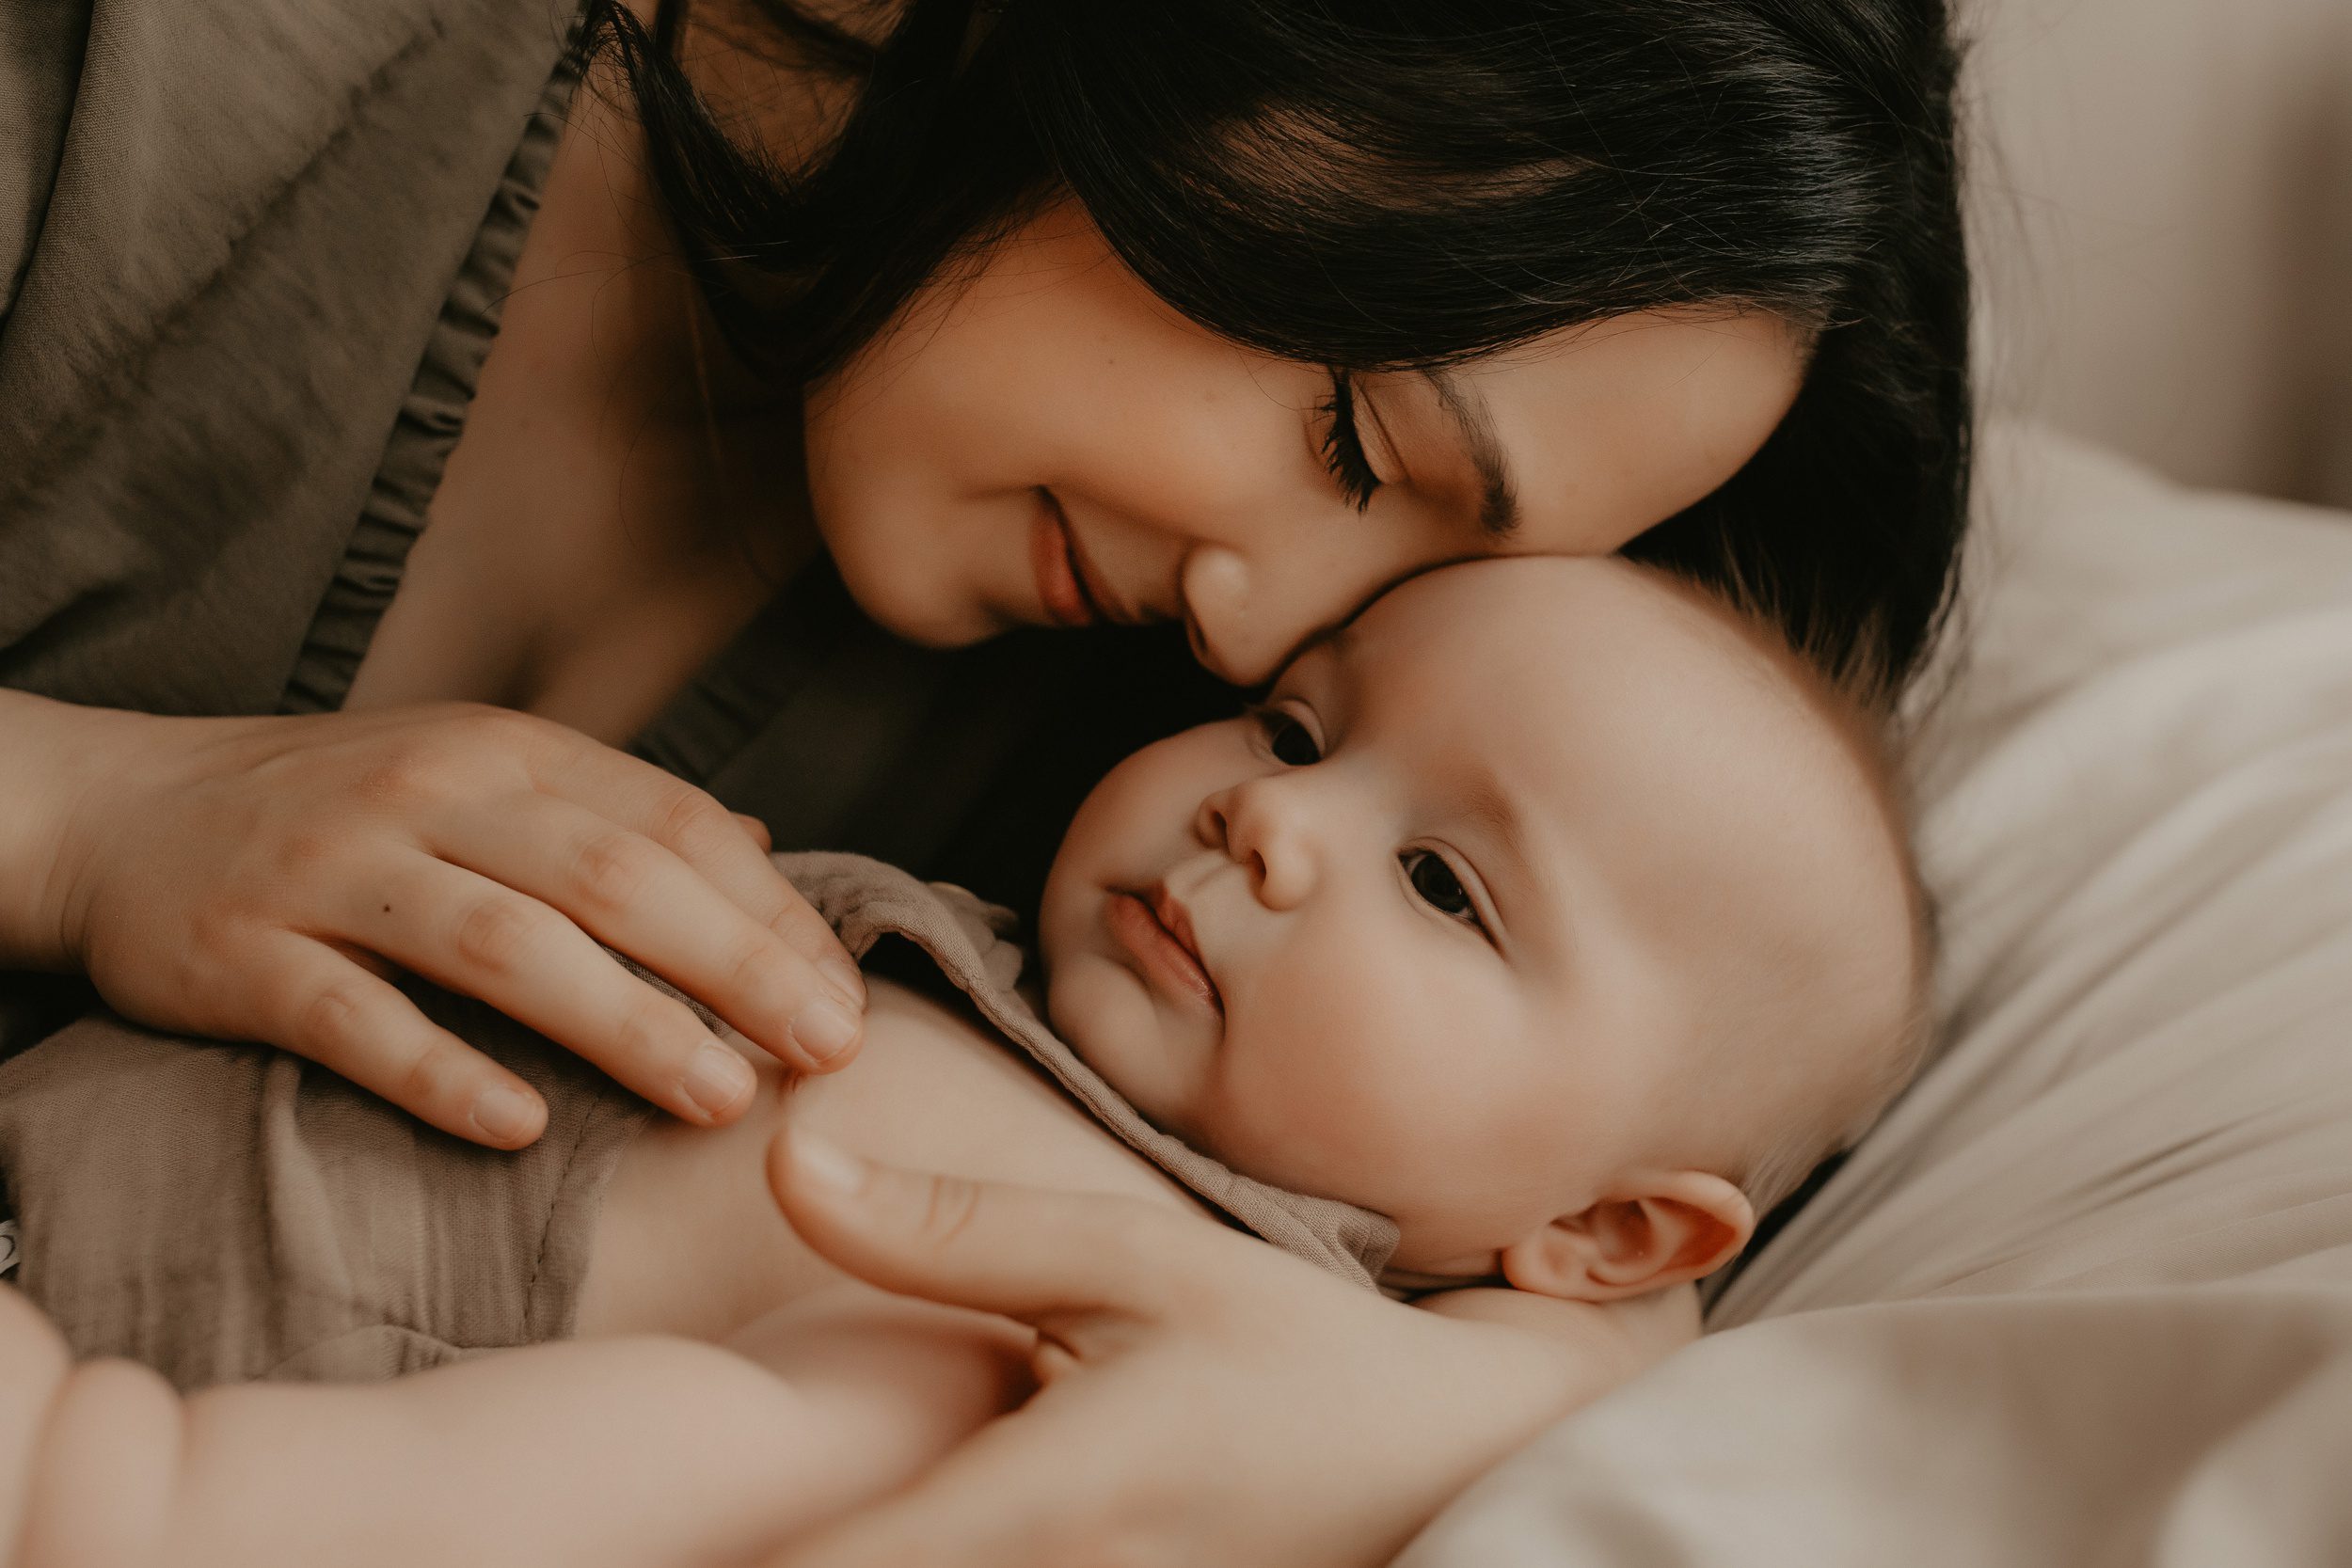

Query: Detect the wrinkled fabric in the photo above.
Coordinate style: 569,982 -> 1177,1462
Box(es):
0,0 -> 583,718
0,970 -> 651,1390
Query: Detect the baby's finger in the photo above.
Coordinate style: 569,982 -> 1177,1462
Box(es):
429,794 -> 862,1072
732,812 -> 774,851
532,749 -> 866,1004
255,936 -> 548,1148
346,858 -> 758,1127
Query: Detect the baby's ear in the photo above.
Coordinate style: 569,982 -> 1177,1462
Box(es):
1500,1172 -> 1756,1302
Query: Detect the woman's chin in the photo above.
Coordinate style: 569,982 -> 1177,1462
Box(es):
834,552 -> 1012,648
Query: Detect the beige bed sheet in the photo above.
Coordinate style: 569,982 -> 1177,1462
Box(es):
1402,421 -> 2352,1565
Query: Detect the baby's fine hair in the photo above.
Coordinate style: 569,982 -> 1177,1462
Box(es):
1674,565 -> 1942,1224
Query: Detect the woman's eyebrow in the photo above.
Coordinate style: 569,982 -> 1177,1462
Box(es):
1420,370 -> 1520,539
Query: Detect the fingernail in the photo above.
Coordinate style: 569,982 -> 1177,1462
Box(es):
819,955 -> 866,1006
790,1132 -> 866,1195
683,1043 -> 755,1119
470,1086 -> 542,1146
788,997 -> 860,1066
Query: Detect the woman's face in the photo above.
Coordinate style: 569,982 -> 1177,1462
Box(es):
802,200 -> 1807,686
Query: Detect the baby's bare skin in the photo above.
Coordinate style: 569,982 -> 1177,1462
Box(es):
579,974 -> 1207,1346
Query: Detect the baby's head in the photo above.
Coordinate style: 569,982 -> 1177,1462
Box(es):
1038,556 -> 1930,1298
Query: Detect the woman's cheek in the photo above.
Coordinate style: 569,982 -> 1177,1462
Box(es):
803,460 -> 980,646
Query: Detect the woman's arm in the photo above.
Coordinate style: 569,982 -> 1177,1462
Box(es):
756,1132 -> 1692,1568
0,690 -> 112,971
0,1281 -> 1019,1568
0,687 -> 864,1146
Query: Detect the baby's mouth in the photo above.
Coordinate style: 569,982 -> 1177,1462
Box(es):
1105,884 -> 1223,1016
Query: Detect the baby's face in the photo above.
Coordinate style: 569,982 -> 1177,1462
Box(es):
1039,557 -> 1912,1279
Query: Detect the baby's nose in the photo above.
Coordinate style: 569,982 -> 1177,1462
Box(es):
1211,783 -> 1316,910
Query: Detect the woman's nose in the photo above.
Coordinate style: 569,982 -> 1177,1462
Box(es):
1181,544 -> 1364,687
1195,778 -> 1316,909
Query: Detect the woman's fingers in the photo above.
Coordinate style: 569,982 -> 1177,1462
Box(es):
347,858 -> 758,1128
767,1131 -> 1208,1328
256,937 -> 548,1148
758,1133 -> 1589,1568
427,793 -> 862,1073
529,741 -> 867,1007
45,704 -> 867,1132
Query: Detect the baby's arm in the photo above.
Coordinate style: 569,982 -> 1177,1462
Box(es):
0,1282 -> 1022,1568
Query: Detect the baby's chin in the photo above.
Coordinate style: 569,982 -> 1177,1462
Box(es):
1037,948 -> 1192,1123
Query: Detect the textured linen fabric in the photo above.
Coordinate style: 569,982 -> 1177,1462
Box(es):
0,969 -> 654,1391
0,0 -> 585,719
1398,422 -> 2352,1567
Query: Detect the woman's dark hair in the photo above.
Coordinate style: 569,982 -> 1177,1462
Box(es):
586,0 -> 1972,705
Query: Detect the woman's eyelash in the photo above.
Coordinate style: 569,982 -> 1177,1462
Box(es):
1246,704 -> 1322,766
1318,370 -> 1382,513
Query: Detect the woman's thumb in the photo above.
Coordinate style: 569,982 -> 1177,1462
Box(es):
768,1130 -> 1181,1324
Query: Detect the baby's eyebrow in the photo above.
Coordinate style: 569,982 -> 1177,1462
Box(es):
1453,767 -> 1535,897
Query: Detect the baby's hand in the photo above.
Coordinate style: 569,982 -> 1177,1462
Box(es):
33,700 -> 866,1147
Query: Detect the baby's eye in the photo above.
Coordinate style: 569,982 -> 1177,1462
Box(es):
1248,705 -> 1322,767
1400,848 -> 1481,927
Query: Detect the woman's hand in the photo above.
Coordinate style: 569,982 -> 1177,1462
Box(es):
5,693 -> 865,1147
759,1131 -> 1685,1568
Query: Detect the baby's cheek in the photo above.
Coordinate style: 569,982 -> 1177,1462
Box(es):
1212,944 -> 1453,1206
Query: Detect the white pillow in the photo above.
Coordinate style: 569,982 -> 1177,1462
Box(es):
1401,421 -> 2352,1566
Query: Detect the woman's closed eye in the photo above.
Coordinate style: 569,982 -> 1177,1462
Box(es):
1318,370 -> 1382,513
1247,704 -> 1322,767
1400,848 -> 1489,935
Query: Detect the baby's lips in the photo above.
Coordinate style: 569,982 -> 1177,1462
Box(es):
1110,883 -> 1224,1016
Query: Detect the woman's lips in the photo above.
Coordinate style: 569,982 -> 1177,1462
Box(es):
1029,491 -> 1097,627
1030,488 -> 1141,629
1105,887 -> 1223,1015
